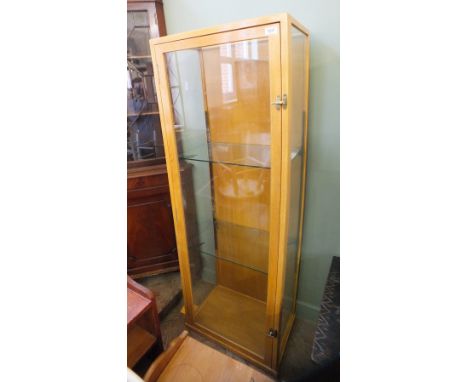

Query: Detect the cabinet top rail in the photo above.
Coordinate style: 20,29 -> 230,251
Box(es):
149,13 -> 309,46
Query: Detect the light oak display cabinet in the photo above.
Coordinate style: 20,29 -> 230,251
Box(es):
150,14 -> 310,373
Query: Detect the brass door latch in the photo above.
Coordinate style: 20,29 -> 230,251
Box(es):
272,94 -> 287,109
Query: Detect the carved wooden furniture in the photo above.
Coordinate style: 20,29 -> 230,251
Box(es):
149,14 -> 310,373
142,331 -> 275,382
127,276 -> 164,370
127,0 -> 179,278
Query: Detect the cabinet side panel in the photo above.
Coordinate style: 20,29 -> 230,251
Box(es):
279,26 -> 309,357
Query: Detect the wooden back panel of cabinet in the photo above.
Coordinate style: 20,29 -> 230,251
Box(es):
200,39 -> 272,302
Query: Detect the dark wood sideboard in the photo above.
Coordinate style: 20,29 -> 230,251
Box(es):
127,164 -> 178,278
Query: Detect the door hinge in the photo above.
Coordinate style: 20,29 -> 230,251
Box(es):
268,328 -> 278,338
272,94 -> 287,109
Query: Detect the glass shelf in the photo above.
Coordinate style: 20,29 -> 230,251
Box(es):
200,250 -> 267,275
216,219 -> 268,271
187,219 -> 269,274
179,142 -> 271,169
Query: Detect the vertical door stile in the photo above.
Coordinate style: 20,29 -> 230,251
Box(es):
265,22 -> 283,368
152,47 -> 195,324
272,14 -> 293,370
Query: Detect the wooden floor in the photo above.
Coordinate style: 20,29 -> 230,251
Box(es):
193,285 -> 266,357
157,335 -> 274,382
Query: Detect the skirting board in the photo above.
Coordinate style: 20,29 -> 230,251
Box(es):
283,294 -> 320,322
296,300 -> 320,321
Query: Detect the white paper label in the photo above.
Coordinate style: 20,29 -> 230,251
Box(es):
265,26 -> 278,35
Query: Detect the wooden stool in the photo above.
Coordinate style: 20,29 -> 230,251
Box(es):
127,276 -> 163,369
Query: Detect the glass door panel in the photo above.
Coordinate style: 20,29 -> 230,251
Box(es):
165,35 -> 276,359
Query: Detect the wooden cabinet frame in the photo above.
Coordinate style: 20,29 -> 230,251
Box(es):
149,14 -> 310,373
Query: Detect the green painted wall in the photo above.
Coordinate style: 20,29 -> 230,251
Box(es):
162,0 -> 340,321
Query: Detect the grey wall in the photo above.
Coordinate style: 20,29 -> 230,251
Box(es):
163,0 -> 340,320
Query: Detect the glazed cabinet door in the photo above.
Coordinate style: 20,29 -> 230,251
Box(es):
127,2 -> 165,163
152,24 -> 282,368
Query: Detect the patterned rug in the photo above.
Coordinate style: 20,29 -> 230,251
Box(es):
311,256 -> 340,364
